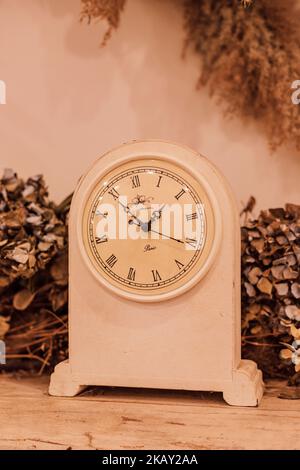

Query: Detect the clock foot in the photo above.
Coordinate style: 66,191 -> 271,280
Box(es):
223,360 -> 264,407
49,360 -> 86,397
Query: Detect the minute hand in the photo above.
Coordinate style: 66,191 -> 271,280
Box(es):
149,228 -> 184,244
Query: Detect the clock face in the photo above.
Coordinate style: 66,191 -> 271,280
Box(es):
82,157 -> 215,299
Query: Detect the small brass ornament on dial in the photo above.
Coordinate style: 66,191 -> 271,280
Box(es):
82,158 -> 216,301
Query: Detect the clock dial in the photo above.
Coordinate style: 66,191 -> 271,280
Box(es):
82,158 -> 215,298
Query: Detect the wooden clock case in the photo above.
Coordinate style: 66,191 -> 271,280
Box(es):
49,140 -> 264,406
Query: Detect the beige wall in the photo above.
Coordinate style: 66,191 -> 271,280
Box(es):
0,0 -> 299,211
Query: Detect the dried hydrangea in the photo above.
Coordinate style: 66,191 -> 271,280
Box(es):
2,168 -> 300,381
0,169 -> 66,288
0,169 -> 70,372
241,201 -> 300,382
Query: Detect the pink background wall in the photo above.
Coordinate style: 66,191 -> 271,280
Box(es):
0,0 -> 299,211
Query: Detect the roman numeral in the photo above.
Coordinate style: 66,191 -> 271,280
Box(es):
186,212 -> 198,221
108,187 -> 119,200
95,235 -> 108,244
152,269 -> 162,282
175,189 -> 186,200
130,175 -> 140,188
106,254 -> 118,268
127,267 -> 136,281
175,259 -> 184,270
185,238 -> 197,248
156,176 -> 162,187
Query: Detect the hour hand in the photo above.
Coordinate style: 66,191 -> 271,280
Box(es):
128,216 -> 142,227
145,204 -> 165,231
150,204 -> 165,223
117,199 -> 144,226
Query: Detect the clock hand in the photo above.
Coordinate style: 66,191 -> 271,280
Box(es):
117,198 -> 144,227
128,217 -> 144,227
149,204 -> 165,223
143,204 -> 166,232
149,228 -> 184,244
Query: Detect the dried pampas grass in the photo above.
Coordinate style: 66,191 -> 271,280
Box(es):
81,0 -> 127,45
183,0 -> 300,151
80,0 -> 300,152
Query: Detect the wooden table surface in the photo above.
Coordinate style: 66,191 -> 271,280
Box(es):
0,375 -> 300,450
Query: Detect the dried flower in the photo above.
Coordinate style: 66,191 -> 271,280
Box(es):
2,169 -> 299,381
0,169 -> 70,372
183,0 -> 300,151
80,0 -> 127,45
241,198 -> 300,381
80,0 -> 300,150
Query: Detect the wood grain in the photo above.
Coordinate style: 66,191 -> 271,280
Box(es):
0,376 -> 299,450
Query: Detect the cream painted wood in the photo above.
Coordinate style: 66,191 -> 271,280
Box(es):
49,140 -> 264,406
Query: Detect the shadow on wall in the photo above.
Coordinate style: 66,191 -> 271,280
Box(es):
1,0 -> 299,207
44,0 -> 300,210
38,0 -> 215,140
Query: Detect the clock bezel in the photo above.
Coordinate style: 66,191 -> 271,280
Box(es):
76,141 -> 222,303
